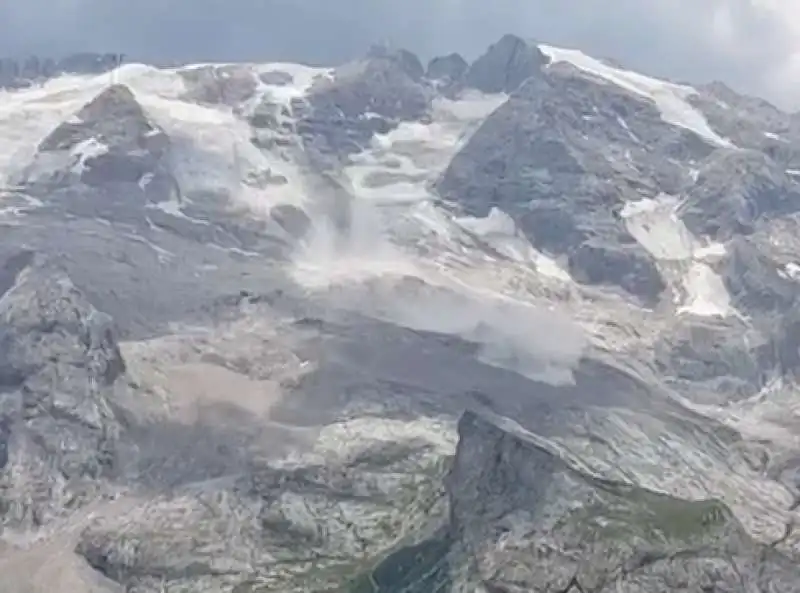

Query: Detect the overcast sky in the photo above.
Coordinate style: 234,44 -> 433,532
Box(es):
1,0 -> 798,109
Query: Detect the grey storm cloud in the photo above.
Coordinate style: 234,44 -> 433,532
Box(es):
0,0 -> 798,107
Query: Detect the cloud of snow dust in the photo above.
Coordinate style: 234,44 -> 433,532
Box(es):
289,176 -> 585,385
288,181 -> 420,289
380,281 -> 586,386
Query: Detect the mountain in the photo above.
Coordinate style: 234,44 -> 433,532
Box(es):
2,34 -> 800,591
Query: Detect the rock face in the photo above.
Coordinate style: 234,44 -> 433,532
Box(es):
720,237 -> 798,314
465,34 -> 549,93
347,411 -> 800,592
179,64 -> 260,106
0,252 -> 126,529
366,45 -> 425,81
654,316 -> 771,404
426,53 -> 468,83
297,48 -> 431,166
679,150 -> 800,240
438,63 -> 683,302
18,84 -> 177,215
73,417 -> 453,593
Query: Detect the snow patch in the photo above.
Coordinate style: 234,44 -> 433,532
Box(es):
693,241 -> 727,260
0,78 -> 101,184
677,262 -> 732,317
779,262 -> 800,280
0,191 -> 42,221
289,91 -> 512,291
121,232 -> 175,263
70,137 -> 109,175
616,116 -> 640,142
0,62 -> 314,218
539,45 -> 734,149
410,200 -> 457,240
619,194 -> 694,261
145,196 -> 211,227
456,207 -> 517,236
455,208 -> 571,282
764,132 -> 784,141
345,92 -> 506,205
138,172 -> 154,191
620,194 -> 732,317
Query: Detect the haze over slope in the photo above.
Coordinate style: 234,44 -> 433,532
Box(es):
1,33 -> 800,592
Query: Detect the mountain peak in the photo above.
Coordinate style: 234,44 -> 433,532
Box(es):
0,252 -> 126,527
39,84 -> 161,153
353,408 -> 797,591
426,52 -> 468,83
365,44 -> 425,81
19,83 -> 173,193
465,34 -> 548,93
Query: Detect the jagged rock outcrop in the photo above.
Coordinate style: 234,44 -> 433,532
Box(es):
719,236 -> 798,314
691,81 -> 800,164
426,53 -> 468,84
679,150 -> 800,240
179,64 -> 259,106
346,410 -> 800,591
465,34 -> 549,93
297,50 -> 431,166
19,84 -> 175,201
366,46 -> 425,82
654,316 -> 773,404
73,418 -> 454,593
0,252 -> 127,528
438,63 -> 686,302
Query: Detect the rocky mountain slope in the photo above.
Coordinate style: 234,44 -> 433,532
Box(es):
2,33 -> 800,591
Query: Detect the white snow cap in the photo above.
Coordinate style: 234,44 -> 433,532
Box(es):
539,44 -> 735,149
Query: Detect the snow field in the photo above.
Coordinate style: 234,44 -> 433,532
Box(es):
620,194 -> 732,317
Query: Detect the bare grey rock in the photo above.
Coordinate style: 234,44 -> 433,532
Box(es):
438,64 -> 688,302
0,253 -> 126,528
366,45 -> 425,82
719,236 -> 798,314
692,81 -> 800,166
654,316 -> 771,404
74,420 -> 452,593
679,149 -> 800,239
344,410 -> 800,592
297,52 -> 431,165
18,84 -> 176,212
426,53 -> 468,83
179,65 -> 259,106
465,34 -> 548,93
